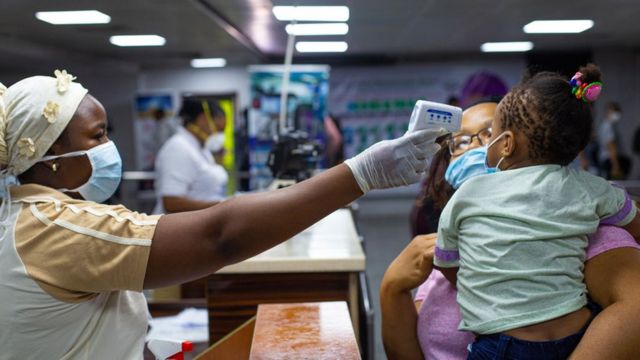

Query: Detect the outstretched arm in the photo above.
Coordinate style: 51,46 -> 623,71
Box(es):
145,164 -> 361,288
162,196 -> 220,213
144,129 -> 445,288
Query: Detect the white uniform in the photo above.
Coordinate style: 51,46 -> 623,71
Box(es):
153,127 -> 228,214
0,184 -> 160,359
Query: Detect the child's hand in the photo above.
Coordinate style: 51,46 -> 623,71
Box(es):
381,233 -> 437,294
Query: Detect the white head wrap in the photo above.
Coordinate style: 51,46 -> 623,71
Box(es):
0,70 -> 88,223
0,70 -> 88,176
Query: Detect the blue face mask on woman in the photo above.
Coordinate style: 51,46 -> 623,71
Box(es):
445,146 -> 491,189
39,141 -> 122,203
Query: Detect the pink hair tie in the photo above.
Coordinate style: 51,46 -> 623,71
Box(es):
570,71 -> 602,102
582,82 -> 602,103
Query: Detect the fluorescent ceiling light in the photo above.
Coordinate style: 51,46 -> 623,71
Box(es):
191,58 -> 227,68
296,41 -> 348,53
524,20 -> 594,34
285,23 -> 348,36
481,41 -> 534,52
35,10 -> 111,25
273,6 -> 349,22
110,35 -> 166,47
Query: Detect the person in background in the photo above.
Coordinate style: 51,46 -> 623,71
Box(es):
150,108 -> 177,164
597,101 -> 630,179
459,72 -> 508,108
206,128 -> 226,165
204,111 -> 229,197
0,71 -> 446,358
153,99 -> 228,214
578,134 -> 601,175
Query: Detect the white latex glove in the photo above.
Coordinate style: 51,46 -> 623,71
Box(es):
344,128 -> 446,193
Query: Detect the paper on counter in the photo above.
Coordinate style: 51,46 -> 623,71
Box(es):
146,307 -> 209,343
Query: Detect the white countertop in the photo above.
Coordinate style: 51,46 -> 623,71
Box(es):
216,209 -> 365,274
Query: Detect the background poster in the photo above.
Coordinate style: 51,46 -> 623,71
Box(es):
328,62 -> 520,159
247,65 -> 329,190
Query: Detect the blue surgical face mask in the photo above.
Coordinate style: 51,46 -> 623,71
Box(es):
484,131 -> 507,173
445,146 -> 490,189
40,141 -> 122,203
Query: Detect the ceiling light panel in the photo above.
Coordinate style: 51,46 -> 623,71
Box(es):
273,6 -> 349,22
191,58 -> 227,68
110,35 -> 166,47
296,41 -> 348,52
481,41 -> 534,52
285,23 -> 349,36
523,20 -> 594,34
35,10 -> 111,25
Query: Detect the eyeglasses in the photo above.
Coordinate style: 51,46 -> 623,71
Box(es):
448,127 -> 492,156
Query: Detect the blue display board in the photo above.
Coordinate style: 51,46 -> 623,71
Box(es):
247,65 -> 330,190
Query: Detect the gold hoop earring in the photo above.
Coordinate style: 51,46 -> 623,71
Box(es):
52,163 -> 58,172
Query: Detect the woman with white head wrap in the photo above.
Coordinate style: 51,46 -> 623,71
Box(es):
0,72 -> 90,209
0,71 -> 87,176
0,71 -> 446,358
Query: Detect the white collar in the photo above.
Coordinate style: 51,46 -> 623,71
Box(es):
177,126 -> 204,150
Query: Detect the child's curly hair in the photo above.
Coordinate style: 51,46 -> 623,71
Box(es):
497,63 -> 602,165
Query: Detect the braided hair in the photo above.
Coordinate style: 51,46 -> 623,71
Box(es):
497,64 -> 602,165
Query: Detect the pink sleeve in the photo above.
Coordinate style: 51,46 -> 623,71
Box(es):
586,225 -> 640,260
415,278 -> 430,302
414,271 -> 444,302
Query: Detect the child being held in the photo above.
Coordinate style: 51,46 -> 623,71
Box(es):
434,64 -> 640,359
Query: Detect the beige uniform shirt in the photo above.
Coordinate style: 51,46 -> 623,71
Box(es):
0,184 -> 160,359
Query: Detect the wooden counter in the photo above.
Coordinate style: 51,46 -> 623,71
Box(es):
250,302 -> 360,360
207,209 -> 365,345
195,302 -> 360,360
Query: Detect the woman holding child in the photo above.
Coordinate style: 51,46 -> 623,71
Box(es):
382,65 -> 640,359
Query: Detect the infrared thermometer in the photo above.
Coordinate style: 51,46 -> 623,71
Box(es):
407,100 -> 462,134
